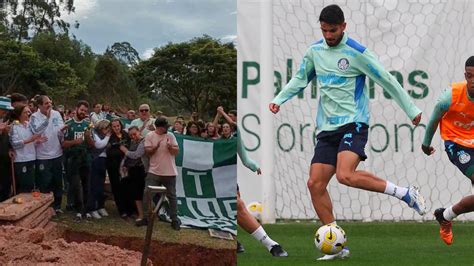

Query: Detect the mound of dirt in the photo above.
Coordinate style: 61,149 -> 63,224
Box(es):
0,225 -> 150,265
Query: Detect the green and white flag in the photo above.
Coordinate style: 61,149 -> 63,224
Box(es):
174,134 -> 237,235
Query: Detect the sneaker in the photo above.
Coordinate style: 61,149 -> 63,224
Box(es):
90,211 -> 102,219
74,213 -> 82,222
120,213 -> 129,219
55,209 -> 64,215
402,186 -> 426,216
171,219 -> 181,231
97,208 -> 109,217
269,244 -> 288,257
85,213 -> 92,219
317,247 -> 350,261
237,241 -> 245,253
434,208 -> 453,245
135,218 -> 148,227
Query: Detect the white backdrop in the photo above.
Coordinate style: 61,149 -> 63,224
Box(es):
237,0 -> 474,221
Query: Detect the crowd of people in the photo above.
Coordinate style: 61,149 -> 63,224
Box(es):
0,93 -> 237,230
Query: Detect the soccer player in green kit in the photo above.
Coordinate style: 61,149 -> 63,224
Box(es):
269,5 -> 426,260
62,100 -> 92,221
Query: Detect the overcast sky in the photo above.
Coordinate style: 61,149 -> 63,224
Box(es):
64,0 -> 236,59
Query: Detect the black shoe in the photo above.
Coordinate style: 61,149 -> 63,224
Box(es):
135,218 -> 148,227
434,208 -> 447,224
171,219 -> 181,231
270,244 -> 288,257
237,241 -> 245,253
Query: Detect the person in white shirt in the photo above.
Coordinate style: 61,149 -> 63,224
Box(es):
85,119 -> 111,220
130,104 -> 155,138
90,103 -> 102,126
29,95 -> 65,213
9,104 -> 46,192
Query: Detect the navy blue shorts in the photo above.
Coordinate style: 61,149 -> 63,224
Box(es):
311,122 -> 368,167
444,141 -> 474,179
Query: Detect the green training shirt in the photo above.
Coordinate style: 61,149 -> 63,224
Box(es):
272,33 -> 421,132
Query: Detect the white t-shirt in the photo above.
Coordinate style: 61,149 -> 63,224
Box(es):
30,110 -> 64,160
10,122 -> 36,162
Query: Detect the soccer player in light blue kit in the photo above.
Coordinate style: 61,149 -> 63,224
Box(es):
269,5 -> 427,260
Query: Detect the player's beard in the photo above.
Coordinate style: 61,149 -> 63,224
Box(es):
76,112 -> 85,120
327,34 -> 343,47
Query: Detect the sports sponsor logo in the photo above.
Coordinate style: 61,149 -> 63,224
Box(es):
453,120 -> 474,130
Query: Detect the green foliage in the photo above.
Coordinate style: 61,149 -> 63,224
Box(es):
133,35 -> 236,119
88,54 -> 140,109
0,39 -> 41,95
5,0 -> 77,42
105,41 -> 141,67
30,33 -> 96,85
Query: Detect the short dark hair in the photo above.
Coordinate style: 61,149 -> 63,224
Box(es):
10,93 -> 28,104
76,100 -> 89,109
128,125 -> 139,132
319,4 -> 345,25
36,95 -> 49,106
154,117 -> 169,129
466,56 -> 474,68
229,110 -> 237,117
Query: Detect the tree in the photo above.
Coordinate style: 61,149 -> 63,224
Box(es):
0,39 -> 86,103
0,40 -> 41,95
89,54 -> 140,108
133,35 -> 237,119
105,42 -> 140,67
4,0 -> 77,42
30,33 -> 96,85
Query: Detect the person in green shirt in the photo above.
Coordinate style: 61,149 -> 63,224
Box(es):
62,100 -> 91,221
269,5 -> 425,260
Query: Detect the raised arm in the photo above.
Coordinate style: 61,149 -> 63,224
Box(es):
29,113 -> 49,134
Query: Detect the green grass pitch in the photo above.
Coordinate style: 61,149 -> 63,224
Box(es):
237,221 -> 474,265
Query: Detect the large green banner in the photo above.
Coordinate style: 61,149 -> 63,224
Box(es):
173,134 -> 237,234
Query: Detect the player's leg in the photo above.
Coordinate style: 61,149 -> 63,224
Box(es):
435,142 -> 474,238
335,124 -> 426,215
307,163 -> 336,225
237,190 -> 288,257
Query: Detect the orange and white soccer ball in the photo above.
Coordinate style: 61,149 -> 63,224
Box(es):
314,224 -> 347,255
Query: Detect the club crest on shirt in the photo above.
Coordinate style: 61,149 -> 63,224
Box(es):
458,151 -> 471,164
337,58 -> 350,71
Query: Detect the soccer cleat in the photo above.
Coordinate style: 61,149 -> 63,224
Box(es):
402,186 -> 426,216
270,244 -> 288,257
97,208 -> 109,217
317,247 -> 350,261
434,208 -> 453,245
237,241 -> 245,253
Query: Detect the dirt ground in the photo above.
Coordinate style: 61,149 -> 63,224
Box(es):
64,229 -> 237,266
0,224 -> 236,265
0,225 -> 149,265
